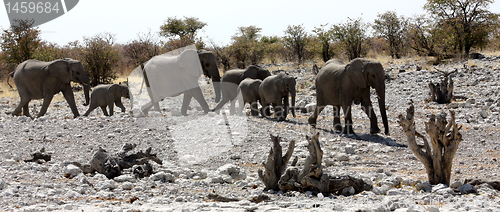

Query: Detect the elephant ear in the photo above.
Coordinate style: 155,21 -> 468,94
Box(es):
276,74 -> 286,93
48,59 -> 71,84
345,59 -> 367,88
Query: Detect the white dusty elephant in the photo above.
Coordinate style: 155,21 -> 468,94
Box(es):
138,49 -> 217,116
259,73 -> 296,121
9,58 -> 91,118
237,78 -> 262,116
84,84 -> 130,116
308,58 -> 389,135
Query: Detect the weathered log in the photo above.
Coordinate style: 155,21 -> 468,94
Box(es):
258,134 -> 296,191
398,101 -> 462,185
465,179 -> 500,191
277,133 -> 371,195
87,143 -> 162,179
429,69 -> 456,104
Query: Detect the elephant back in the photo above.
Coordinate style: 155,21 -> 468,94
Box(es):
143,49 -> 204,102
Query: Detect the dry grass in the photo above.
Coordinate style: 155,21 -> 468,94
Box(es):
0,81 -> 17,98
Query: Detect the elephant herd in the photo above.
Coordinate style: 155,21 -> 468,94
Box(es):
7,50 -> 389,136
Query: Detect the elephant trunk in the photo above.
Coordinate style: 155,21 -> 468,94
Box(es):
83,84 -> 90,106
377,86 -> 389,135
290,87 -> 296,118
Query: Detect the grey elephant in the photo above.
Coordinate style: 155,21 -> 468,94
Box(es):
212,65 -> 271,115
83,84 -> 130,116
10,58 -> 91,118
139,49 -> 221,116
237,78 -> 262,116
308,58 -> 389,135
259,73 -> 296,121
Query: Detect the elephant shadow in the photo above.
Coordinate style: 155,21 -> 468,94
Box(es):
314,127 -> 407,147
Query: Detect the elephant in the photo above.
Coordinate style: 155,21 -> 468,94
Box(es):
259,73 -> 296,121
10,58 -> 90,118
83,83 -> 130,116
138,49 -> 221,116
237,78 -> 262,116
308,58 -> 389,135
212,65 -> 271,115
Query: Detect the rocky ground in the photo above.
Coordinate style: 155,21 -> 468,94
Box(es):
0,55 -> 500,211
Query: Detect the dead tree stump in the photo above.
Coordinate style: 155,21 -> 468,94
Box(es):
258,134 -> 296,191
398,102 -> 462,185
276,133 -> 372,195
429,69 -> 456,104
87,143 -> 162,179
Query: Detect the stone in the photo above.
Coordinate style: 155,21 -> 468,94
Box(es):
450,181 -> 463,189
387,188 -> 410,196
0,179 -> 5,189
150,171 -> 175,182
96,180 -> 117,191
372,184 -> 391,195
457,184 -> 477,194
63,164 -> 82,179
335,153 -> 349,161
345,145 -> 355,154
113,174 -> 136,183
217,164 -> 246,180
431,184 -> 448,193
121,182 -> 134,190
415,183 -> 432,192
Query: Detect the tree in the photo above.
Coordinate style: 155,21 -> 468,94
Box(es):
312,24 -> 335,62
424,0 -> 499,56
80,33 -> 119,86
159,17 -> 207,50
33,41 -> 66,62
373,11 -> 407,58
229,26 -> 264,68
283,24 -> 309,64
332,18 -> 369,60
261,35 -> 285,64
122,31 -> 161,67
0,19 -> 41,70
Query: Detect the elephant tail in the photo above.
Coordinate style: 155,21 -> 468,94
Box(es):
7,71 -> 14,89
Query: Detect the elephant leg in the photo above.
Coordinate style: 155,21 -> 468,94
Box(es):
83,103 -> 98,116
283,96 -> 289,119
250,101 -> 259,116
38,95 -> 55,118
229,99 -> 236,115
116,100 -> 126,112
332,105 -> 342,132
187,87 -> 210,114
108,101 -> 115,116
308,97 -> 325,127
141,101 -> 154,115
342,105 -> 355,135
100,106 -> 109,116
181,91 -> 192,116
61,88 -> 80,118
361,99 -> 381,134
235,93 -> 244,116
23,103 -> 31,117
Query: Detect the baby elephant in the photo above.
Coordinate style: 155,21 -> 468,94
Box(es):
84,84 -> 130,116
237,78 -> 262,116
